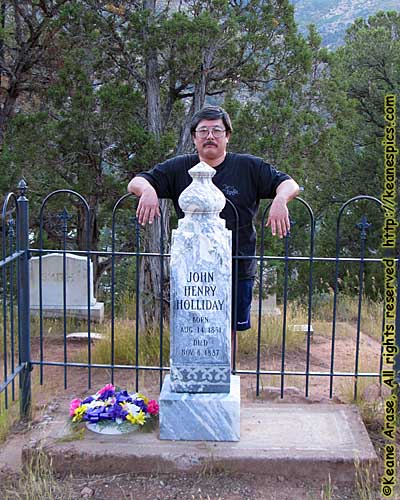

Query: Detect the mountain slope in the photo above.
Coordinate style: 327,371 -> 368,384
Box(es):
291,0 -> 400,48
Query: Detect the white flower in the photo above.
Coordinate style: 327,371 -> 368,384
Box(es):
88,400 -> 105,409
124,402 -> 141,415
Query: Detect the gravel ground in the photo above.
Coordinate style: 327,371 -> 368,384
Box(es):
1,469 -> 371,500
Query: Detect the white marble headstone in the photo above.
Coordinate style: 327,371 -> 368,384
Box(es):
29,253 -> 104,321
169,162 -> 232,393
160,161 -> 240,442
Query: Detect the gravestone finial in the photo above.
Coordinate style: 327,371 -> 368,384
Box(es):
178,162 -> 226,221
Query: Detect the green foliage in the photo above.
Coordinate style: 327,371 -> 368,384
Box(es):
228,10 -> 399,299
0,3 -> 397,300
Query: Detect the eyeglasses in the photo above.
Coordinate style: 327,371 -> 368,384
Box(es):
195,127 -> 226,138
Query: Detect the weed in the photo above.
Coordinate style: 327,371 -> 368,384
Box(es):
354,458 -> 379,500
337,354 -> 386,407
312,294 -> 383,341
73,320 -> 170,367
2,452 -> 73,500
56,426 -> 86,443
238,302 -> 307,358
320,474 -> 332,499
191,495 -> 221,500
0,393 -> 19,443
30,314 -> 90,338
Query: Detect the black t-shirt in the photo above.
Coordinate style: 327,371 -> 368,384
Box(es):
136,152 -> 291,279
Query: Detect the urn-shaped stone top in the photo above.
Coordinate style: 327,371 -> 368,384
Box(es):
178,161 -> 226,218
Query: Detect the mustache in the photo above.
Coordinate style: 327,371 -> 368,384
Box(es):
203,141 -> 217,146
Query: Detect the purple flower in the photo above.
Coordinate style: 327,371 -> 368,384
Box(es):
116,391 -> 133,404
70,386 -> 159,427
98,389 -> 114,400
84,406 -> 104,422
112,404 -> 128,420
133,398 -> 148,413
82,396 -> 95,404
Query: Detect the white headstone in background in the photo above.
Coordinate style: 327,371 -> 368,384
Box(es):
253,267 -> 281,316
29,253 -> 104,322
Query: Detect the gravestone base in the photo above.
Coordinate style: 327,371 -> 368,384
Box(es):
159,375 -> 240,442
30,303 -> 104,322
170,364 -> 230,393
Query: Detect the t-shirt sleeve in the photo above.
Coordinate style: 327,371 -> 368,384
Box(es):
257,160 -> 292,199
135,158 -> 175,198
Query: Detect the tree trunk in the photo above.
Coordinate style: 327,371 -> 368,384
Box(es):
176,48 -> 211,153
77,201 -> 101,293
138,0 -> 170,332
137,3 -> 213,332
0,90 -> 18,148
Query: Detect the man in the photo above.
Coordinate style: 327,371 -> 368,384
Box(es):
128,106 -> 299,336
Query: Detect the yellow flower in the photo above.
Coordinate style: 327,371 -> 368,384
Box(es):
72,404 -> 88,423
125,412 -> 136,424
136,393 -> 149,404
126,410 -> 146,426
135,410 -> 146,426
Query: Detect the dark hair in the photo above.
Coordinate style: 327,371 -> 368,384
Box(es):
190,106 -> 233,135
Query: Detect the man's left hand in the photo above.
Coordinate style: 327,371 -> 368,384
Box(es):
266,196 -> 291,238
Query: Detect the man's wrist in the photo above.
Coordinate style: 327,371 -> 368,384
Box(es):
142,185 -> 156,195
273,195 -> 288,204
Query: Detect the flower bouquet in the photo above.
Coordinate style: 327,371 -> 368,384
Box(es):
69,384 -> 159,434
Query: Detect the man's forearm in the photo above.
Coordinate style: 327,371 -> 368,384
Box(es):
128,176 -> 160,225
128,176 -> 155,197
275,179 -> 300,203
267,178 -> 299,237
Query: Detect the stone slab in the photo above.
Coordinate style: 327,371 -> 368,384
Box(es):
66,332 -> 104,342
292,324 -> 314,335
159,375 -> 240,442
22,402 -> 378,483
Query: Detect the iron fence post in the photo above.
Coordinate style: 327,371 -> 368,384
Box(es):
17,179 -> 31,419
395,257 -> 400,403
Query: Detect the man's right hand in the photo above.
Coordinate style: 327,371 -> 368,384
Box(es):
128,177 -> 160,225
136,186 -> 160,225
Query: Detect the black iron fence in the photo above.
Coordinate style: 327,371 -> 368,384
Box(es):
1,181 -> 399,419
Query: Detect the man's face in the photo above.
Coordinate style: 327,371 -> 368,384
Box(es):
192,118 -> 230,164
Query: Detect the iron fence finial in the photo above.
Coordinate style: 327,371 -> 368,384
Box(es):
355,215 -> 372,240
17,179 -> 28,197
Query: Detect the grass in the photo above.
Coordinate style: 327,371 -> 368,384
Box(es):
338,373 -> 382,406
86,296 -> 318,367
30,314 -> 93,338
320,474 -> 333,500
318,462 -> 380,500
0,392 -> 19,443
192,496 -> 221,500
353,458 -> 379,500
312,293 -> 383,341
72,320 -> 170,367
238,301 -> 311,358
1,452 -> 73,500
